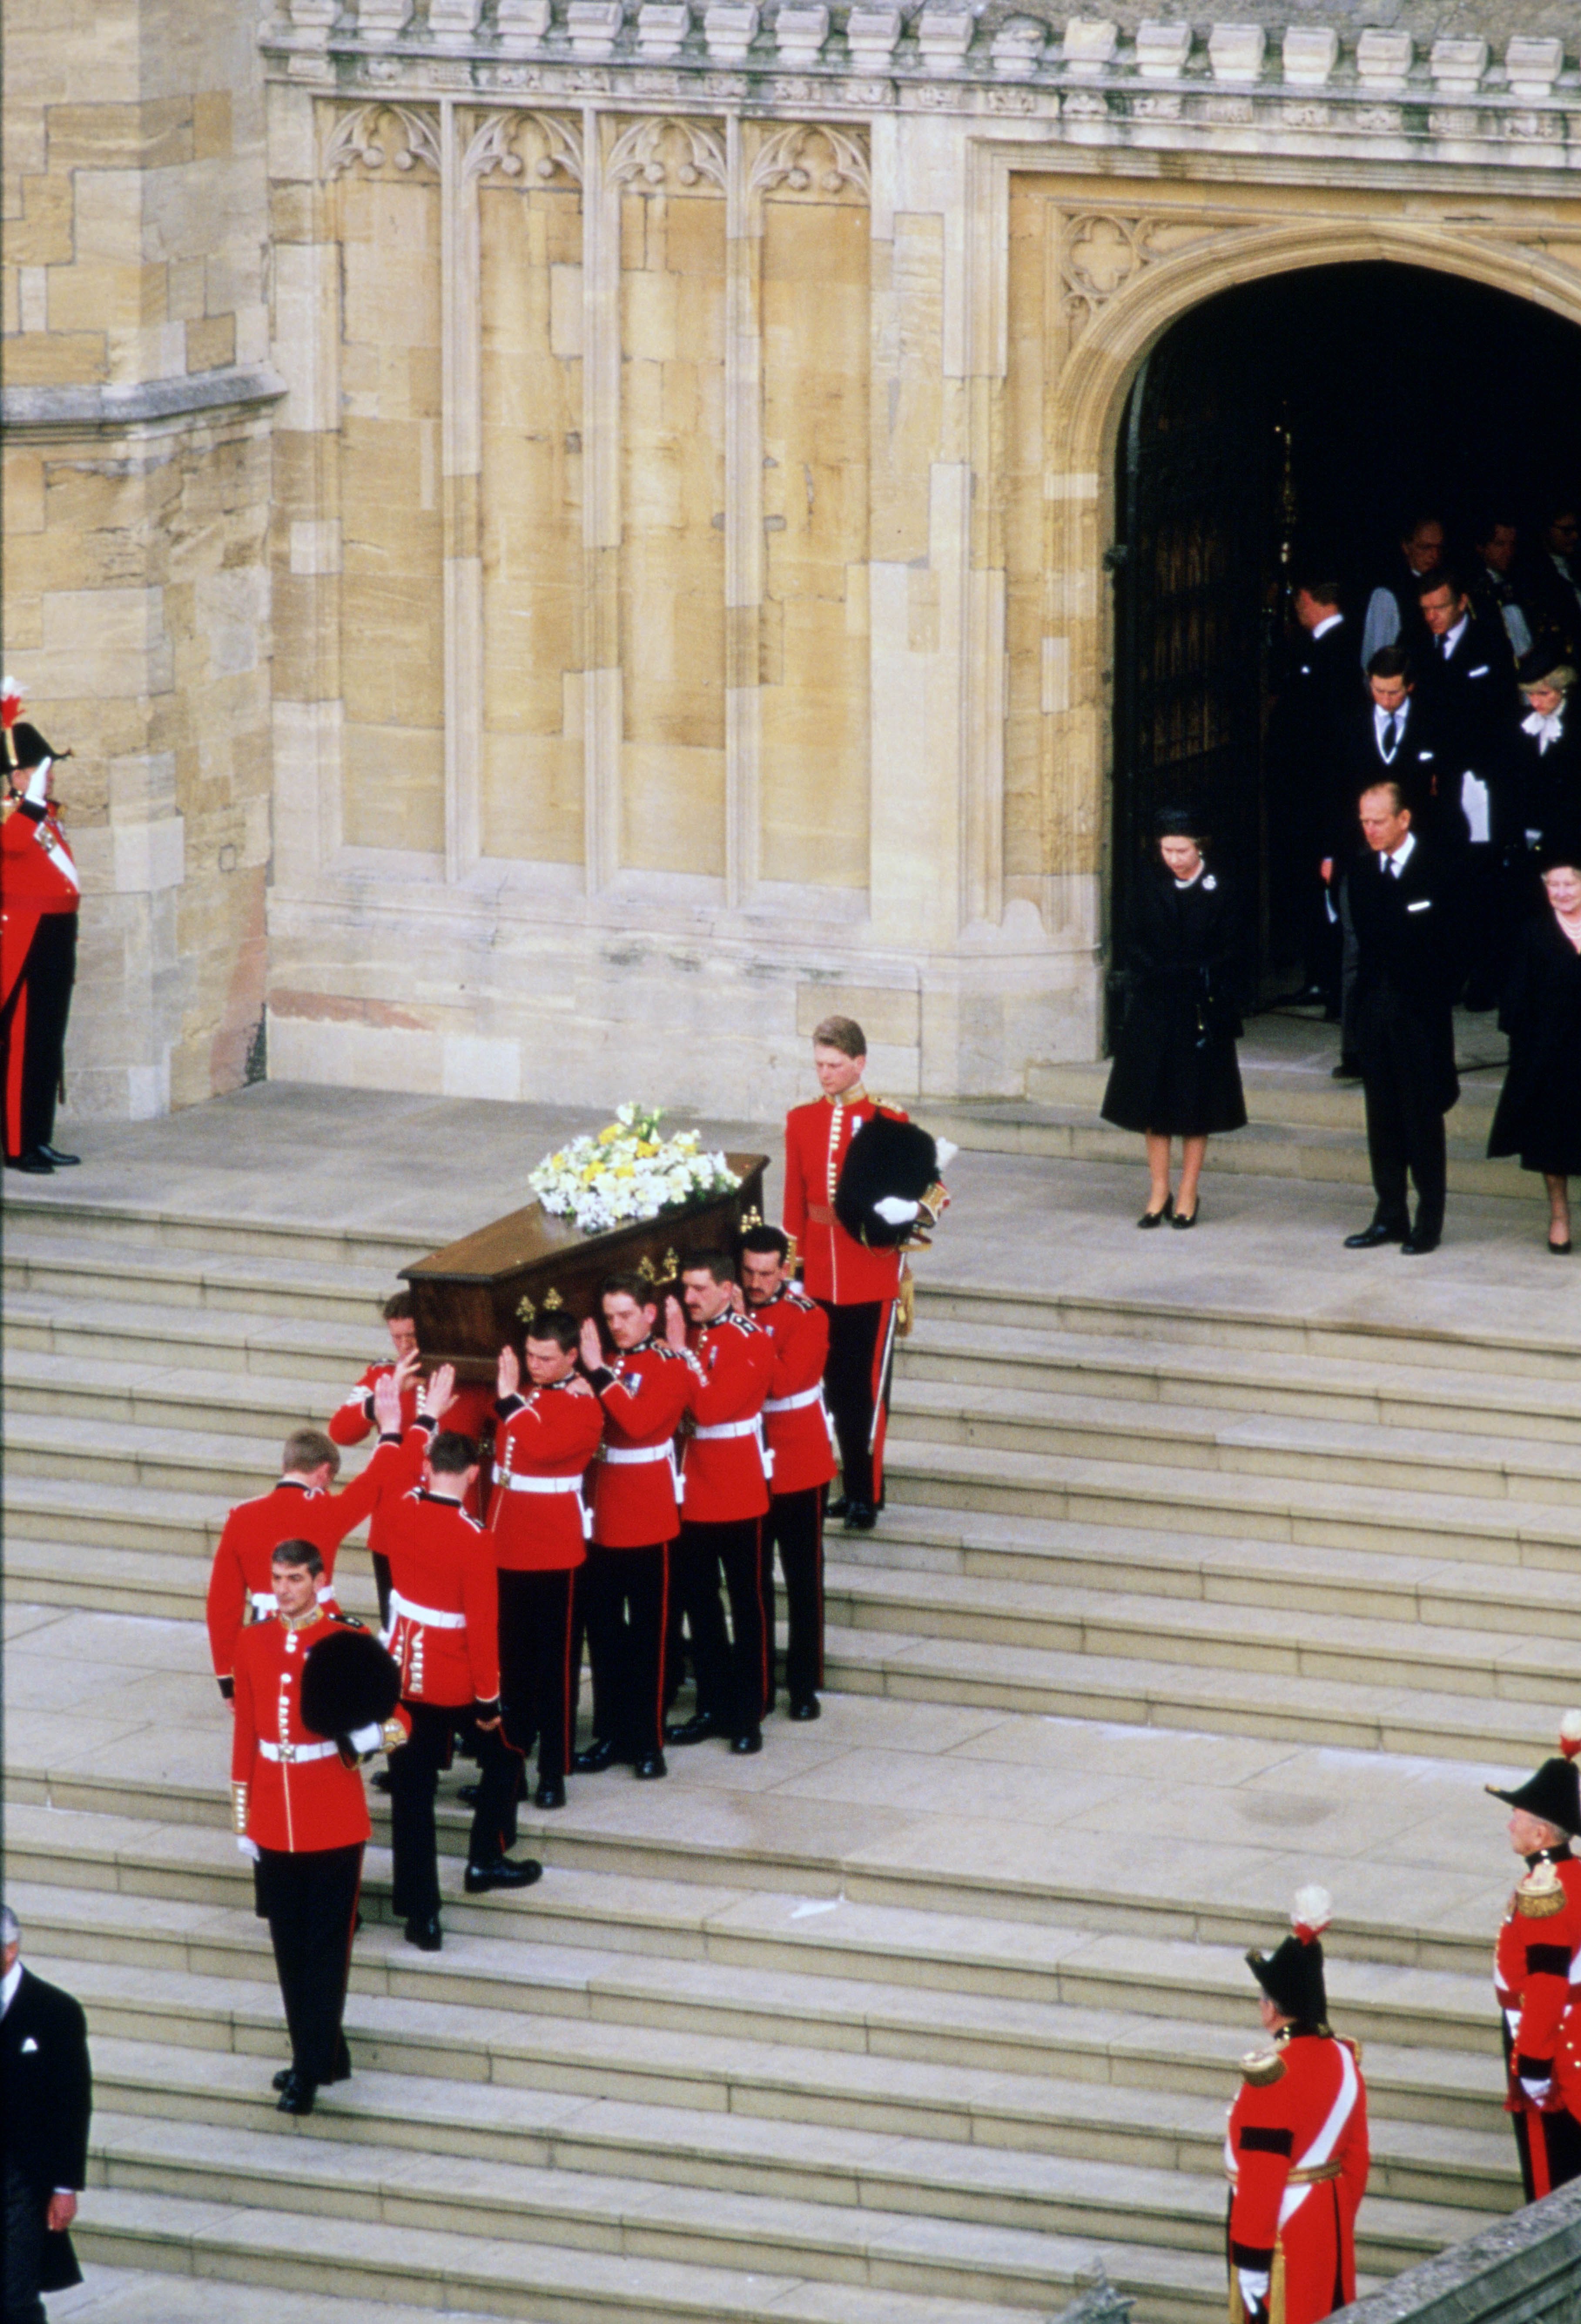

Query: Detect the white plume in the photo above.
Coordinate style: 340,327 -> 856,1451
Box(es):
1292,1884 -> 1332,1934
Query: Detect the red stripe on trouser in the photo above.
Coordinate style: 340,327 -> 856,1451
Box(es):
4,978 -> 27,1156
868,1298 -> 895,1501
1529,2107 -> 1554,2200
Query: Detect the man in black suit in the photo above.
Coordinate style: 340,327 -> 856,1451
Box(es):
1341,783 -> 1462,1256
1,1906 -> 92,2322
1414,566 -> 1520,1007
1359,510 -> 1446,669
1271,578 -> 1356,1007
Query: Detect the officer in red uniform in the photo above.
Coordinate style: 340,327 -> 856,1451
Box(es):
661,1253 -> 774,1755
1,690 -> 81,1176
491,1313 -> 605,1809
575,1275 -> 691,1781
1227,1886 -> 1369,2324
382,1401 -> 542,1949
231,1540 -> 410,2116
1487,1714 -> 1581,2201
330,1290 -> 496,1621
206,1361 -> 422,1693
782,1014 -> 941,1531
739,1224 -> 834,1721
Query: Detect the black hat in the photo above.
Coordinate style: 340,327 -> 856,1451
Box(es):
835,1113 -> 941,1250
1246,1886 -> 1332,2028
1517,645 -> 1574,694
1154,804 -> 1205,840
3,721 -> 57,775
299,1623 -> 401,1743
1486,1716 -> 1581,1836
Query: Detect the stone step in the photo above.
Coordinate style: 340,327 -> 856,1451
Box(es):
0,1191 -> 424,1273
0,1797 -> 1506,2004
0,2260 -> 537,2324
1022,1056 -> 1504,1138
2,1348 -> 355,1443
3,1286 -> 379,1380
0,1534 -> 381,1621
14,1880 -> 1514,2161
2,1411 -> 334,1501
71,2180 -> 1228,2324
0,1235 -> 394,1326
900,1321 -> 1581,1447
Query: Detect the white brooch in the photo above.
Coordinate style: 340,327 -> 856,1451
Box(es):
1202,875 -> 1217,891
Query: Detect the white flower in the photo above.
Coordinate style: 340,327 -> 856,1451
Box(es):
530,1102 -> 742,1234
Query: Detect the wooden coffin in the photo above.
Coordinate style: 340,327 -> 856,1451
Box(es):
400,1154 -> 769,1378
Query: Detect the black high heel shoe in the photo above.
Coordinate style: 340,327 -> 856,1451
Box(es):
1137,1193 -> 1174,1229
1171,1200 -> 1199,1229
1549,1236 -> 1573,1256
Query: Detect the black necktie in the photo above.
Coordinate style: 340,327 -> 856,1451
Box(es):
1381,716 -> 1398,760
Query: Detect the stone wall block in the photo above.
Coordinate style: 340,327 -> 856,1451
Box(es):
428,0 -> 484,49
990,18 -> 1044,80
1505,38 -> 1563,100
1061,20 -> 1117,80
1355,30 -> 1413,94
497,0 -> 554,51
112,814 -> 187,893
567,1 -> 624,58
1134,22 -> 1189,79
703,2 -> 758,64
1208,24 -> 1265,84
846,8 -> 902,71
1429,37 -> 1487,94
1282,28 -> 1336,88
917,4 -> 973,78
774,5 -> 828,65
636,3 -> 690,59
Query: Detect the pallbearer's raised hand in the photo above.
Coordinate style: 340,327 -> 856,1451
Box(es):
578,1316 -> 604,1372
498,1343 -> 521,1400
424,1362 -> 456,1423
663,1294 -> 688,1352
372,1371 -> 404,1434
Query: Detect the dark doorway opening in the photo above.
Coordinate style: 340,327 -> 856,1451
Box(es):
1109,262 -> 1581,1039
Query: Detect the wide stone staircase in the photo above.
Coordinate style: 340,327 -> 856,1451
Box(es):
3,1183 -> 1573,2322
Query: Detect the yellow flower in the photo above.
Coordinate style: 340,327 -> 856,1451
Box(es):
598,1124 -> 619,1145
637,1140 -> 658,1157
615,1162 -> 635,1178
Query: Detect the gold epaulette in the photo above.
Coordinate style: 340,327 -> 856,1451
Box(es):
1240,2049 -> 1286,2087
1515,1861 -> 1567,1918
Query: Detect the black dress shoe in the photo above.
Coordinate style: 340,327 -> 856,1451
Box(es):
633,1750 -> 667,1780
825,1495 -> 851,1521
787,1696 -> 821,1722
1171,1202 -> 1198,1229
404,1913 -> 443,1951
272,2066 -> 293,2092
5,1150 -> 53,1173
464,1854 -> 542,1893
371,1768 -> 392,1794
1401,1230 -> 1440,1255
1344,1220 -> 1406,1249
37,1145 -> 80,1166
276,2071 -> 317,2115
572,1737 -> 620,1774
843,1503 -> 876,1532
664,1712 -> 722,1746
457,1781 -> 481,1806
731,1729 -> 764,1755
327,2037 -> 352,2085
1331,1058 -> 1362,1081
534,1777 -> 566,1810
1137,1194 -> 1173,1229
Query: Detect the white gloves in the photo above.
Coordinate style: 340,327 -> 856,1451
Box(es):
236,1836 -> 260,1862
348,1721 -> 382,1755
1238,2269 -> 1270,2311
874,1196 -> 920,1226
1520,2075 -> 1552,2106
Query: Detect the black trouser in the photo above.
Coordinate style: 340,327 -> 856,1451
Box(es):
1356,987 -> 1448,1239
819,1298 -> 897,1509
582,1540 -> 669,1760
674,1516 -> 767,1740
1511,2102 -> 1581,2203
765,1485 -> 826,1709
1,910 -> 75,1159
388,1700 -> 519,1915
1459,841 -> 1509,1011
254,1839 -> 363,2085
369,1550 -> 393,1628
3,2153 -> 48,2324
498,1566 -> 578,1786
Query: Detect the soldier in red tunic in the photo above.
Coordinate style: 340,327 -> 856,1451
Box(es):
490,1313 -> 605,1809
575,1276 -> 692,1782
1,692 -> 81,1176
662,1253 -> 774,1755
1226,1887 -> 1369,2324
205,1362 -> 423,1694
231,1541 -> 410,2116
739,1223 -> 834,1721
1487,1714 -> 1581,2200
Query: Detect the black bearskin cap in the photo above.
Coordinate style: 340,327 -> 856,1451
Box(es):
835,1114 -> 940,1250
299,1625 -> 401,1741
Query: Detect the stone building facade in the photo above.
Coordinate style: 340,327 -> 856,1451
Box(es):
5,0 -> 1581,1119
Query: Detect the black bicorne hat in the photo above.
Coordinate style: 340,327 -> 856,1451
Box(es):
299,1624 -> 401,1742
835,1113 -> 940,1250
1486,1718 -> 1581,1836
1247,1886 -> 1332,2028
4,721 -> 57,774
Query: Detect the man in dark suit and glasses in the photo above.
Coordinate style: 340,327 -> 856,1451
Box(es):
1,1905 -> 92,2323
1341,782 -> 1463,1256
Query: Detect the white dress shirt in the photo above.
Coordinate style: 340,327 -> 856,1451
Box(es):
1380,831 -> 1417,877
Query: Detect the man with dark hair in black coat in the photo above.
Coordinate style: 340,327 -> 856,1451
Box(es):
1340,783 -> 1463,1257
1,1905 -> 92,2323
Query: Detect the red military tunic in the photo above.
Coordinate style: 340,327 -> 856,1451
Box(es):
1226,2032 -> 1369,2324
230,1608 -> 407,1854
205,1429 -> 419,1683
1494,1852 -> 1581,2189
330,1365 -> 495,1525
680,1311 -> 774,1523
381,1482 -> 502,1709
1,793 -> 78,997
753,1287 -> 836,1496
587,1340 -> 692,1548
782,1090 -> 912,1306
491,1379 -> 604,1570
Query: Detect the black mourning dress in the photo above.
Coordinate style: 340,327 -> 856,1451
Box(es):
1487,906 -> 1581,1177
1101,864 -> 1249,1139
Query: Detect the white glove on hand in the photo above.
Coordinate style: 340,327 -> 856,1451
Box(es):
1238,2269 -> 1270,2311
24,757 -> 52,805
873,1196 -> 919,1226
1520,2075 -> 1552,2106
236,1836 -> 260,1862
348,1722 -> 382,1755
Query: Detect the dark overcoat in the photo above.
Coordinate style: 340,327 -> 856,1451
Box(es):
1343,839 -> 1463,1118
1487,906 -> 1581,1178
1101,865 -> 1248,1139
2,1965 -> 92,2293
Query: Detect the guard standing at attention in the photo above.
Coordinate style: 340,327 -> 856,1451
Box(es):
205,1362 -> 423,1696
1227,1886 -> 1369,2324
1,683 -> 81,1176
782,1015 -> 944,1533
576,1275 -> 691,1783
491,1313 -> 604,1809
739,1223 -> 834,1722
231,1540 -> 410,2116
1486,1713 -> 1581,2202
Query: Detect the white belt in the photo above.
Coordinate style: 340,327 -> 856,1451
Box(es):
494,1468 -> 584,1494
257,1739 -> 339,1764
249,1585 -> 333,1615
602,1444 -> 675,1465
764,1387 -> 823,1414
694,1417 -> 765,1441
388,1589 -> 465,1631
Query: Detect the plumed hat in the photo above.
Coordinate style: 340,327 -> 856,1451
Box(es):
1,680 -> 55,774
1246,1885 -> 1332,2028
299,1624 -> 401,1743
835,1113 -> 942,1250
1485,1713 -> 1581,1837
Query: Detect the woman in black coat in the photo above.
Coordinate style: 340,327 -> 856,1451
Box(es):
1101,808 -> 1248,1228
1508,653 -> 1581,856
1487,830 -> 1581,1254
